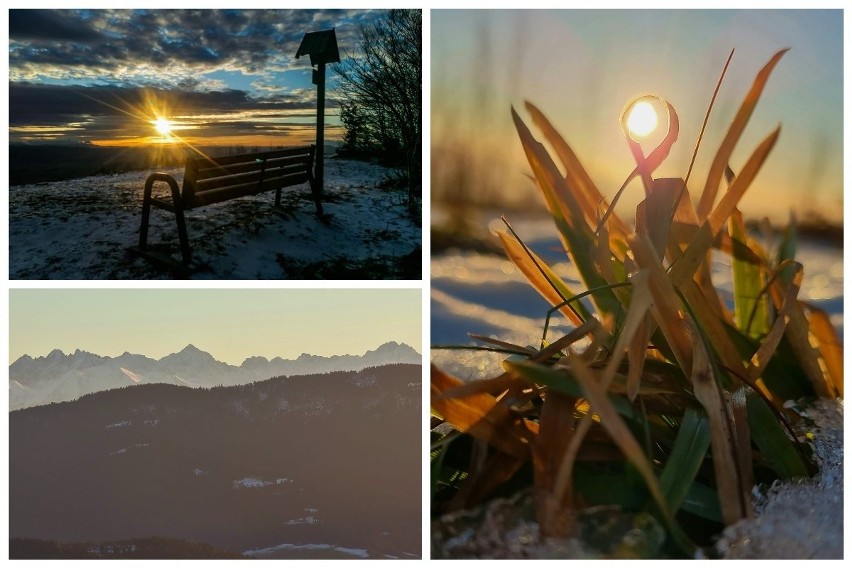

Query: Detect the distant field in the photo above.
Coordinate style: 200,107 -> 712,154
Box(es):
9,143 -> 314,186
9,144 -> 185,185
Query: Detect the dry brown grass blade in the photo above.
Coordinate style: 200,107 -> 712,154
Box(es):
534,390 -> 578,537
431,365 -> 534,460
604,269 -> 656,401
639,178 -> 682,260
449,441 -> 528,512
629,236 -> 694,372
436,373 -> 525,401
727,387 -> 754,517
804,303 -> 844,397
468,334 -> 537,354
569,354 -> 677,525
697,49 -> 789,217
670,126 -> 781,287
764,273 -> 834,398
525,101 -> 631,245
746,262 -> 802,382
512,105 -> 589,234
689,324 -> 749,525
497,229 -> 585,327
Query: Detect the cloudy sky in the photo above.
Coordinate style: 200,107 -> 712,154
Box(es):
432,9 -> 843,223
9,9 -> 383,147
9,289 -> 422,365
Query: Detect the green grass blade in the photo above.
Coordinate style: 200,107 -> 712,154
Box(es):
659,407 -> 711,512
746,391 -> 809,479
729,209 -> 769,338
503,358 -> 636,419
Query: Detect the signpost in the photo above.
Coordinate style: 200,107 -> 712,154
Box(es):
296,29 -> 340,201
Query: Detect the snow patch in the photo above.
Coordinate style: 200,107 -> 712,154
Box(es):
286,516 -> 321,525
110,448 -> 127,456
106,420 -> 131,429
119,367 -> 143,383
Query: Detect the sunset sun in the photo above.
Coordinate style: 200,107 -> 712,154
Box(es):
626,100 -> 658,138
153,117 -> 174,136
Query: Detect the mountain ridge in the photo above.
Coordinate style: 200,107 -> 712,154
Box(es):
9,341 -> 421,410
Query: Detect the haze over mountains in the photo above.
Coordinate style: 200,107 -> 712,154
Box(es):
9,341 -> 421,410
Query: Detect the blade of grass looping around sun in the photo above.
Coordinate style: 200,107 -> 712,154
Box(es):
512,106 -> 621,317
598,100 -> 681,235
697,49 -> 789,218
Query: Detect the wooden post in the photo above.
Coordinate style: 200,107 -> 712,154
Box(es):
295,29 -> 339,204
315,61 -> 326,197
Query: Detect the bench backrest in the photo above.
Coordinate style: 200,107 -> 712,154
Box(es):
182,145 -> 315,207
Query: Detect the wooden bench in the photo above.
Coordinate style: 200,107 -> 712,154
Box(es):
135,145 -> 322,266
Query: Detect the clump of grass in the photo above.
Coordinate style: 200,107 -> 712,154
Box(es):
431,49 -> 842,557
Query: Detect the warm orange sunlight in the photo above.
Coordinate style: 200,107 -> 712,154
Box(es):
153,117 -> 174,136
626,100 -> 658,138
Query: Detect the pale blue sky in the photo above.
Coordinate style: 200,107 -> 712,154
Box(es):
9,289 -> 422,365
432,9 -> 843,223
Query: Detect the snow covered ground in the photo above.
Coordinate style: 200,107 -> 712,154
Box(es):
10,158 -> 421,279
432,212 -> 843,379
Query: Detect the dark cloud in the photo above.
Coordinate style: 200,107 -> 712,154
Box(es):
9,9 -> 385,80
9,10 -> 104,42
9,82 -> 314,127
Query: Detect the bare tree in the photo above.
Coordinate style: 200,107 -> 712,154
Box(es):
334,9 -> 421,207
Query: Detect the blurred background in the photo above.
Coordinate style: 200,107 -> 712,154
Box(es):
431,9 -> 843,242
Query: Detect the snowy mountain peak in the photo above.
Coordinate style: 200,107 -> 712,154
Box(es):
10,342 -> 421,410
46,349 -> 66,360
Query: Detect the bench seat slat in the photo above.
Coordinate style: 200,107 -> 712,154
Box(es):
193,155 -> 312,181
192,163 -> 312,193
188,146 -> 314,169
187,173 -> 310,207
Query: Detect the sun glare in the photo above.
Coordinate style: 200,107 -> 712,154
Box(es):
153,117 -> 174,136
626,101 -> 658,138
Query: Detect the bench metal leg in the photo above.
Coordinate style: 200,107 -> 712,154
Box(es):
138,178 -> 154,251
137,173 -> 192,265
308,173 -> 324,216
174,203 -> 191,264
